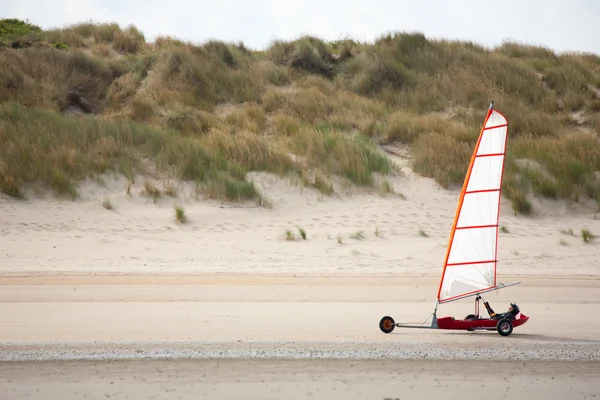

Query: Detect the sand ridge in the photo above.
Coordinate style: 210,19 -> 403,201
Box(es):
1,159 -> 599,277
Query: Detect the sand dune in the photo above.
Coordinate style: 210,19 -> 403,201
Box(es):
1,151 -> 599,277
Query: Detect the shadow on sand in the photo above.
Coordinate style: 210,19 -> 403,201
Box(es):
386,330 -> 599,343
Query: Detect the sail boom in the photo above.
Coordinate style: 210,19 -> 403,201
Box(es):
438,281 -> 521,304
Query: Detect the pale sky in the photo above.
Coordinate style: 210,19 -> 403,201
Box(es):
2,0 -> 599,54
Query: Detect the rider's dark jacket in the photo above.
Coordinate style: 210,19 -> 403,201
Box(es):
484,301 -> 518,320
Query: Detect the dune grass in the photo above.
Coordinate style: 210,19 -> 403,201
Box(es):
0,102 -> 389,202
174,205 -> 186,223
102,198 -> 114,210
297,227 -> 307,240
2,18 -> 600,212
0,103 -> 282,202
284,229 -> 296,241
581,228 -> 595,243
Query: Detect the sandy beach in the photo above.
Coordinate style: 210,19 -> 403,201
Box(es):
1,274 -> 600,399
2,358 -> 600,400
2,152 -> 600,399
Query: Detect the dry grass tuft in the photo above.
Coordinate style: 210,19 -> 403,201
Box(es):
581,228 -> 595,243
163,182 -> 178,197
297,227 -> 307,240
174,205 -> 186,223
350,230 -> 365,240
102,198 -> 114,210
285,229 -> 296,241
142,180 -> 161,202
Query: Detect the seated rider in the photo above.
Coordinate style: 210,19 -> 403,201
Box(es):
482,298 -> 520,320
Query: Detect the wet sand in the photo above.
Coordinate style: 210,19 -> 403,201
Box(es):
2,358 -> 600,400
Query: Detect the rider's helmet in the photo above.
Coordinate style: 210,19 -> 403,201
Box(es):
508,303 -> 520,315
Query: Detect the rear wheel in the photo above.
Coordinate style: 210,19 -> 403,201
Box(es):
497,318 -> 513,336
379,316 -> 395,334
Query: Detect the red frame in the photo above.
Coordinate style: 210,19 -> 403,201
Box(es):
437,296 -> 530,331
437,314 -> 530,330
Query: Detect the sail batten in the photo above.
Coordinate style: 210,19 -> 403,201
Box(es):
446,259 -> 497,267
436,105 -> 508,304
455,224 -> 498,230
465,188 -> 500,194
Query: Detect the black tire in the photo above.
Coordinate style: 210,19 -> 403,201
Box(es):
497,318 -> 513,336
379,316 -> 395,334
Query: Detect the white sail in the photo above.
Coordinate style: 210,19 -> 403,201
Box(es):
437,106 -> 508,304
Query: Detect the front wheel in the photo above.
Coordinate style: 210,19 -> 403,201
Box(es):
497,318 -> 513,336
379,316 -> 395,333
